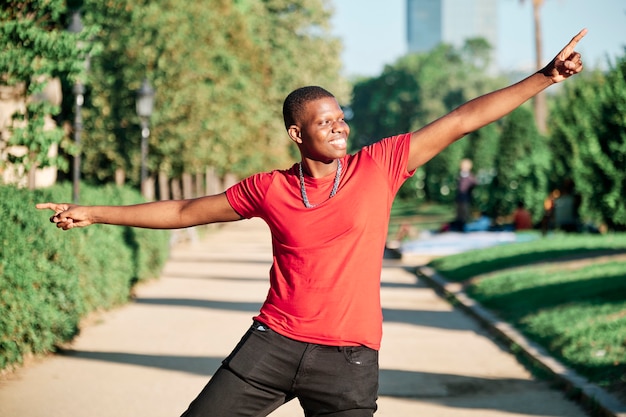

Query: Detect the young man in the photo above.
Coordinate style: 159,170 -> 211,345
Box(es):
38,29 -> 586,417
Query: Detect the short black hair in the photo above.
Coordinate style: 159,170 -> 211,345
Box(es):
282,86 -> 335,130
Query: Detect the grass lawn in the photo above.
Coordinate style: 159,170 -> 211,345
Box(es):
427,232 -> 626,402
389,200 -> 454,237
429,233 -> 626,281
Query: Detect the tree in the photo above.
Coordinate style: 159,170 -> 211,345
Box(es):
488,106 -> 549,222
519,0 -> 548,133
464,122 -> 500,212
244,0 -> 347,168
67,0 -> 346,191
550,55 -> 626,231
349,39 -> 505,203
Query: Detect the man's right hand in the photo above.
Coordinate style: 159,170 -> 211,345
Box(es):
36,203 -> 93,230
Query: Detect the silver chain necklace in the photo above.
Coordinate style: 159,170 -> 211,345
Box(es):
298,160 -> 342,208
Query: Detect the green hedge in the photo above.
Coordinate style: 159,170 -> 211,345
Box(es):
0,183 -> 170,370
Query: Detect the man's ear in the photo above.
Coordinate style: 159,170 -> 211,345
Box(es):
288,125 -> 302,144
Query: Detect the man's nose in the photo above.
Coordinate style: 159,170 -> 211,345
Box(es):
332,120 -> 347,132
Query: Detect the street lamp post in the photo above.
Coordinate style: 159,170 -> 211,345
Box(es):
68,11 -> 84,204
72,82 -> 84,204
136,78 -> 155,198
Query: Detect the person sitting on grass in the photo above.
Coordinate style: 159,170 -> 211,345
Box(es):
513,201 -> 533,230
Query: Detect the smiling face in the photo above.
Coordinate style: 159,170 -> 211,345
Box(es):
289,96 -> 350,165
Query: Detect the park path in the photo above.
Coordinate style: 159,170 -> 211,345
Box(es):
0,218 -> 590,417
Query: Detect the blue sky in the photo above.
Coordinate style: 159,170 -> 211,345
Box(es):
330,0 -> 626,77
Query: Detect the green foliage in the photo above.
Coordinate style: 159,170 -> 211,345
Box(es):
2,1 -> 345,187
349,39 -> 507,204
0,2 -> 88,83
350,44 -> 468,149
0,185 -> 82,368
62,0 -> 346,186
0,184 -> 169,371
487,106 -> 550,221
550,54 -> 626,231
349,38 -> 626,232
464,122 -> 500,211
0,1 -> 94,176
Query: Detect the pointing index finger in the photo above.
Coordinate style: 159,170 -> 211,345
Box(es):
36,202 -> 66,213
570,28 -> 588,46
560,28 -> 587,59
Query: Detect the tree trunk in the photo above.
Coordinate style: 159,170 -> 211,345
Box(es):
532,0 -> 547,134
115,168 -> 125,186
195,172 -> 204,197
27,161 -> 37,190
180,172 -> 199,242
158,171 -> 170,201
171,177 -> 182,200
182,172 -> 193,199
205,166 -> 222,195
223,172 -> 238,190
142,176 -> 155,201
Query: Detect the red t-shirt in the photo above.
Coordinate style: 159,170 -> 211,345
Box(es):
226,133 -> 413,349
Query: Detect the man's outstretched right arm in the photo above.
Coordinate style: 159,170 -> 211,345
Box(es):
36,193 -> 242,231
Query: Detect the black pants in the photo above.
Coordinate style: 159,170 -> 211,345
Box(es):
180,322 -> 379,417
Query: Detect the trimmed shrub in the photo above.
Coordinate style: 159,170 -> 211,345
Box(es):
0,183 -> 170,370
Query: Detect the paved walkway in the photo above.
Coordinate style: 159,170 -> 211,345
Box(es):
0,219 -> 592,417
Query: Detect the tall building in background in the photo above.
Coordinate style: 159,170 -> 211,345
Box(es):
407,0 -> 498,61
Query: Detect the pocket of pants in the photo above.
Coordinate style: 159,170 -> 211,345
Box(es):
221,322 -> 301,392
222,322 -> 281,375
342,346 -> 379,366
222,324 -> 255,366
